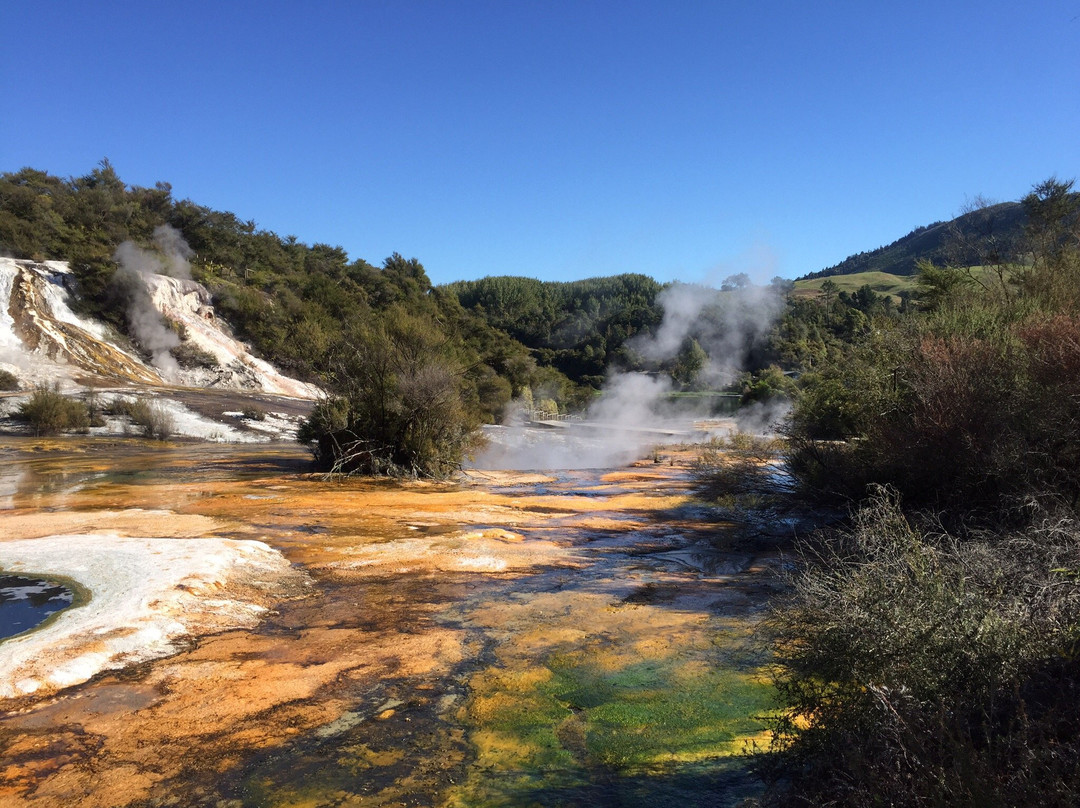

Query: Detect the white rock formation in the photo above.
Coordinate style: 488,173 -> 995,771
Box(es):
0,534 -> 307,699
0,257 -> 320,398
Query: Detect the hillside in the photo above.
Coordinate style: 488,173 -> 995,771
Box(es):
0,164 -> 566,424
0,257 -> 321,440
790,270 -> 919,302
802,201 -> 1026,278
444,274 -> 664,387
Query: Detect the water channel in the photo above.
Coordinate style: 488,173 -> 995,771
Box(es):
0,436 -> 785,807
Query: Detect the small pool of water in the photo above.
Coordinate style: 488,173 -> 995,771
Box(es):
0,574 -> 76,640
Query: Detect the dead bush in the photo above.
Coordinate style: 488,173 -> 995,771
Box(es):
107,396 -> 175,440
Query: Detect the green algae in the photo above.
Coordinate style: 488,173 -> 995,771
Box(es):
447,616 -> 777,807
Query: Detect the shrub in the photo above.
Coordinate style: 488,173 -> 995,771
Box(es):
84,388 -> 106,427
241,405 -> 266,421
692,431 -> 786,504
170,340 -> 220,370
787,311 -> 1080,513
16,384 -> 90,434
107,396 -> 175,440
298,310 -> 482,478
740,365 -> 795,405
761,489 -> 1080,807
0,369 -> 19,391
138,401 -> 175,440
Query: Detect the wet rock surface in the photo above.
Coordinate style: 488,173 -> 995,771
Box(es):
0,439 -> 786,807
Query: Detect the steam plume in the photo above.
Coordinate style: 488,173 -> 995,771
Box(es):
473,274 -> 788,471
112,225 -> 193,376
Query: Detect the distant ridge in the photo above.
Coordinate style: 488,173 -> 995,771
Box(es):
801,201 -> 1026,279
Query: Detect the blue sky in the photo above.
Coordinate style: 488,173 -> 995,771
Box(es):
3,1 -> 1078,285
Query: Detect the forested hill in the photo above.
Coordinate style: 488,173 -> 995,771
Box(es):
0,162 -> 587,421
444,274 -> 663,388
802,200 -> 1026,279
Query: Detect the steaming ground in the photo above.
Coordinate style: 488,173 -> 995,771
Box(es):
475,277 -> 791,471
472,407 -> 789,471
0,256 -> 319,441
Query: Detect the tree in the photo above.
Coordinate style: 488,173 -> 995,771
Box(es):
671,336 -> 708,387
721,272 -> 750,291
298,309 -> 482,478
819,279 -> 838,324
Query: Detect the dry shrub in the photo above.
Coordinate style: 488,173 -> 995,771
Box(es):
692,431 -> 786,503
789,321 -> 1080,513
107,396 -> 175,440
873,333 -> 1021,507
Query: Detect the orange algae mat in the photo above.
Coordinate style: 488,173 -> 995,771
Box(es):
0,438 -> 781,807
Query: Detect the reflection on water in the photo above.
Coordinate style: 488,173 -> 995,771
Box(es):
0,436 -> 313,511
0,574 -> 75,640
0,436 -> 783,808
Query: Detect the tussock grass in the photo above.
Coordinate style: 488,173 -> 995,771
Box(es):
16,384 -> 90,434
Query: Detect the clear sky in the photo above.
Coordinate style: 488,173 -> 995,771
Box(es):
3,1 -> 1078,285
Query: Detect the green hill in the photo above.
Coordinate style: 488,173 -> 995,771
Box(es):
792,270 -> 920,301
802,201 -> 1026,279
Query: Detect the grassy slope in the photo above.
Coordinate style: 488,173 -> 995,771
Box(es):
791,271 -> 919,301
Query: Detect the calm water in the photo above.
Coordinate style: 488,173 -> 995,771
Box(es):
0,574 -> 75,640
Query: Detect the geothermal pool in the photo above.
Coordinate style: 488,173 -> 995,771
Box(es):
0,576 -> 78,641
0,436 -> 783,807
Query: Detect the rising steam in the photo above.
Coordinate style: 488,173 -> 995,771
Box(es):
473,276 -> 789,470
113,225 -> 193,376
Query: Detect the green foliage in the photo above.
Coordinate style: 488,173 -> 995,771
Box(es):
671,336 -> 708,387
768,177 -> 1080,805
763,490 -> 1080,807
0,163 -> 568,424
447,273 -> 663,388
298,310 -> 482,478
802,200 -> 1026,278
15,384 -> 90,434
0,369 -> 19,391
739,365 -> 794,405
784,177 -> 1080,512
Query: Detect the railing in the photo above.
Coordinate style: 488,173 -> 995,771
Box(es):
526,409 -> 577,422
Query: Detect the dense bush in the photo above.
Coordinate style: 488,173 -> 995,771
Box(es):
16,384 -> 90,434
0,369 -> 19,391
298,310 -> 482,478
0,165 -> 565,421
767,178 -> 1080,805
762,489 -> 1080,807
786,180 -> 1080,514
